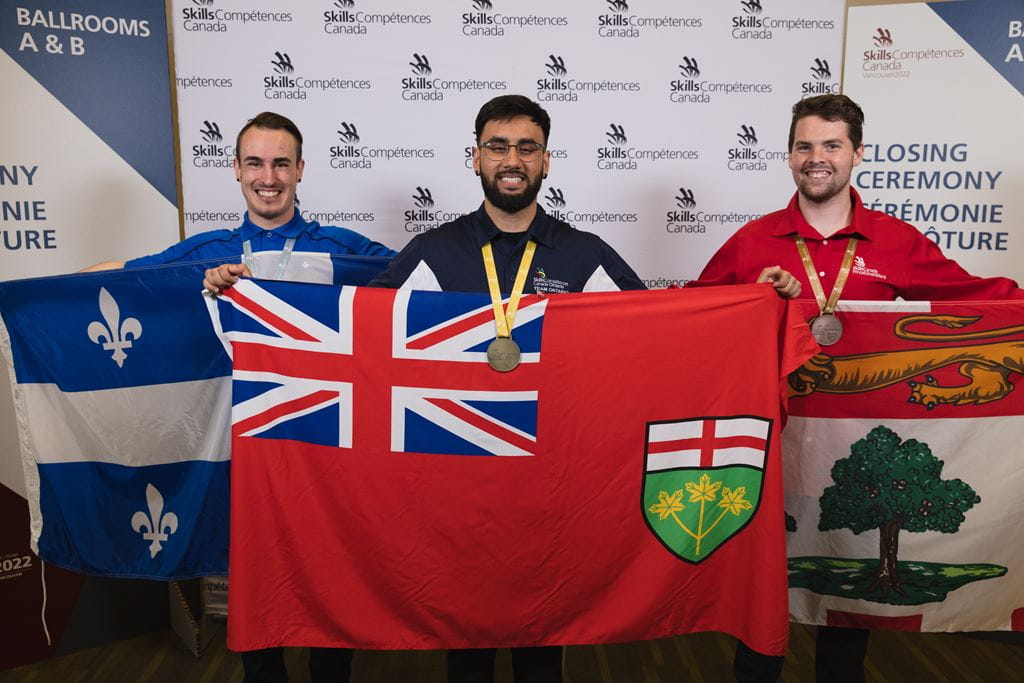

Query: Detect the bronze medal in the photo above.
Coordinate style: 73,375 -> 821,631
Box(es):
482,240 -> 535,373
487,337 -> 521,372
794,236 -> 857,348
810,314 -> 843,346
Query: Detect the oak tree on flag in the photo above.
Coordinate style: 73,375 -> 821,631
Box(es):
818,426 -> 980,595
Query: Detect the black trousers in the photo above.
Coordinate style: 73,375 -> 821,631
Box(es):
448,646 -> 562,683
815,626 -> 869,683
733,640 -> 784,683
241,646 -> 353,683
733,626 -> 870,683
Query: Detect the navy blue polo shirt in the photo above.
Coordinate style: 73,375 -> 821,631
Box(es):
125,211 -> 395,284
369,205 -> 644,294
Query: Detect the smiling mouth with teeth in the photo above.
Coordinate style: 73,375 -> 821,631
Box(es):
803,166 -> 832,178
499,173 -> 525,188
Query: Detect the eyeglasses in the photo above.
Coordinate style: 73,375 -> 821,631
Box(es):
479,140 -> 545,162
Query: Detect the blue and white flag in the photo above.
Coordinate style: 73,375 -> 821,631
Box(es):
0,255 -> 389,579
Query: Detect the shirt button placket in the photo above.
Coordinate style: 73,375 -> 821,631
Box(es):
505,249 -> 517,293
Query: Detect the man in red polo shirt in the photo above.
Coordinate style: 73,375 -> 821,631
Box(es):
699,95 -> 1021,304
699,94 -> 1022,682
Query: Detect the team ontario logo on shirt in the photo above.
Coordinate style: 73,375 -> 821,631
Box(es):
531,265 -> 569,294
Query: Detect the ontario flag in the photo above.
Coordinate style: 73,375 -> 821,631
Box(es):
783,299 -> 1024,635
210,280 -> 817,655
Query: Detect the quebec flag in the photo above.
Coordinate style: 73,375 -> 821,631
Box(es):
0,256 -> 389,579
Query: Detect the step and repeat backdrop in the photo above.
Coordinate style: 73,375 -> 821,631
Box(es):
171,0 -> 847,287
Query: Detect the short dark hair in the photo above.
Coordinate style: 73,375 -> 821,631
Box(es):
474,95 -> 551,145
235,111 -> 303,161
788,95 -> 864,151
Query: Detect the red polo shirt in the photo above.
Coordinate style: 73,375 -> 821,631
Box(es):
697,188 -> 1023,301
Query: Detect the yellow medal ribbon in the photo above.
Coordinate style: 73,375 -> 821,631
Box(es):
794,236 -> 858,315
482,239 -> 537,339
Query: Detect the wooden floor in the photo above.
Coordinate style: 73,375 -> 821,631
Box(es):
3,623 -> 1024,682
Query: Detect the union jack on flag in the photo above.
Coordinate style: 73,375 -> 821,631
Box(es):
209,280 -> 547,456
392,289 -> 546,363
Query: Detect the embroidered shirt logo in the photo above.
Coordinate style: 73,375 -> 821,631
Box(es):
531,265 -> 569,294
851,256 -> 887,280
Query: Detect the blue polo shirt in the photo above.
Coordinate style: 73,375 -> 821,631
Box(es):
369,205 -> 644,294
125,212 -> 395,285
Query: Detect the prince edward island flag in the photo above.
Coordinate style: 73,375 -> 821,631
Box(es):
215,280 -> 815,655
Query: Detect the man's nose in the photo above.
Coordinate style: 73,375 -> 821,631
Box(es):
501,147 -> 524,167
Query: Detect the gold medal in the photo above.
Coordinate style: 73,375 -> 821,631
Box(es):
486,337 -> 521,372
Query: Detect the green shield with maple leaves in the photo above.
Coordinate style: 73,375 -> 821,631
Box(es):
641,417 -> 768,563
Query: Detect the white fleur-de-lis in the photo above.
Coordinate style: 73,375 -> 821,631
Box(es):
131,484 -> 178,558
87,287 -> 142,367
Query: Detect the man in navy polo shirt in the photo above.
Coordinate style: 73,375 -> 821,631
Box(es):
370,94 -> 643,683
86,111 -> 394,683
368,95 -> 643,299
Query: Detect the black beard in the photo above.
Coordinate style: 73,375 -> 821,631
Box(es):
480,171 -> 543,214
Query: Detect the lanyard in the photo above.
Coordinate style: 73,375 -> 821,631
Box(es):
794,236 -> 857,315
482,239 -> 537,339
242,237 -> 296,281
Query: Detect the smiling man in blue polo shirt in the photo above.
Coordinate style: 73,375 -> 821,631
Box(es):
85,111 -> 393,286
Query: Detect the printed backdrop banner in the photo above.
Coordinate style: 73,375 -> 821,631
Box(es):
0,0 -> 178,278
170,0 -> 852,288
784,299 -> 1024,632
216,281 -> 815,655
844,0 -> 1024,285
